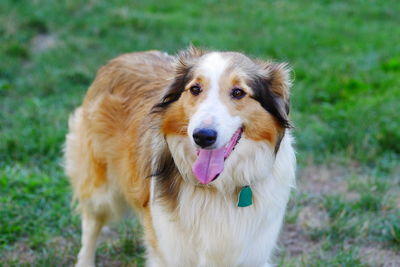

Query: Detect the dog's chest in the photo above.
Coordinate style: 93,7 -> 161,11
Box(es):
150,182 -> 281,267
150,136 -> 295,266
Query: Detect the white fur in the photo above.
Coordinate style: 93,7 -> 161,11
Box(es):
153,133 -> 296,266
188,53 -> 242,149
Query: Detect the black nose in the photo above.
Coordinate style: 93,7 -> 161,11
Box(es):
193,128 -> 217,148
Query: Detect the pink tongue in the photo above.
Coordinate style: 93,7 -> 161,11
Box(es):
192,146 -> 225,184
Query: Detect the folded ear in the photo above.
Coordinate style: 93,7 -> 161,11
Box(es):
250,61 -> 293,128
177,44 -> 205,66
256,60 -> 292,100
264,62 -> 292,102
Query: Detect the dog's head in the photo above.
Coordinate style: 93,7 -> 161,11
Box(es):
154,46 -> 292,186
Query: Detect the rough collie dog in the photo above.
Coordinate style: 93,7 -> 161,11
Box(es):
65,46 -> 296,267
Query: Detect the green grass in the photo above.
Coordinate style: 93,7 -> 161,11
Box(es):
1,0 -> 399,266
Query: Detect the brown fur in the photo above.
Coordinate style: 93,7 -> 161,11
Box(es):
66,51 -> 176,254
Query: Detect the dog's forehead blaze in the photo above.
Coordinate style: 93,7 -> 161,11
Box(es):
197,52 -> 228,83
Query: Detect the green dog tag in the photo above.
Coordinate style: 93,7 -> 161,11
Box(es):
237,186 -> 253,207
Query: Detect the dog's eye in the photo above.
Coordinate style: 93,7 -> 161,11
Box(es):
231,88 -> 246,99
189,85 -> 202,96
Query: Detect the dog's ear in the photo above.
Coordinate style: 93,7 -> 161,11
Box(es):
152,46 -> 205,112
250,61 -> 292,129
262,62 -> 291,101
177,44 -> 205,65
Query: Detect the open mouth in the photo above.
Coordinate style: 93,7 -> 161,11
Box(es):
192,128 -> 242,184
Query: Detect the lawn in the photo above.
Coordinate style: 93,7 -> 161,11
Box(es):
1,0 -> 399,266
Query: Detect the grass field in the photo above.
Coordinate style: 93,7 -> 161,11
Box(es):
1,0 -> 399,266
